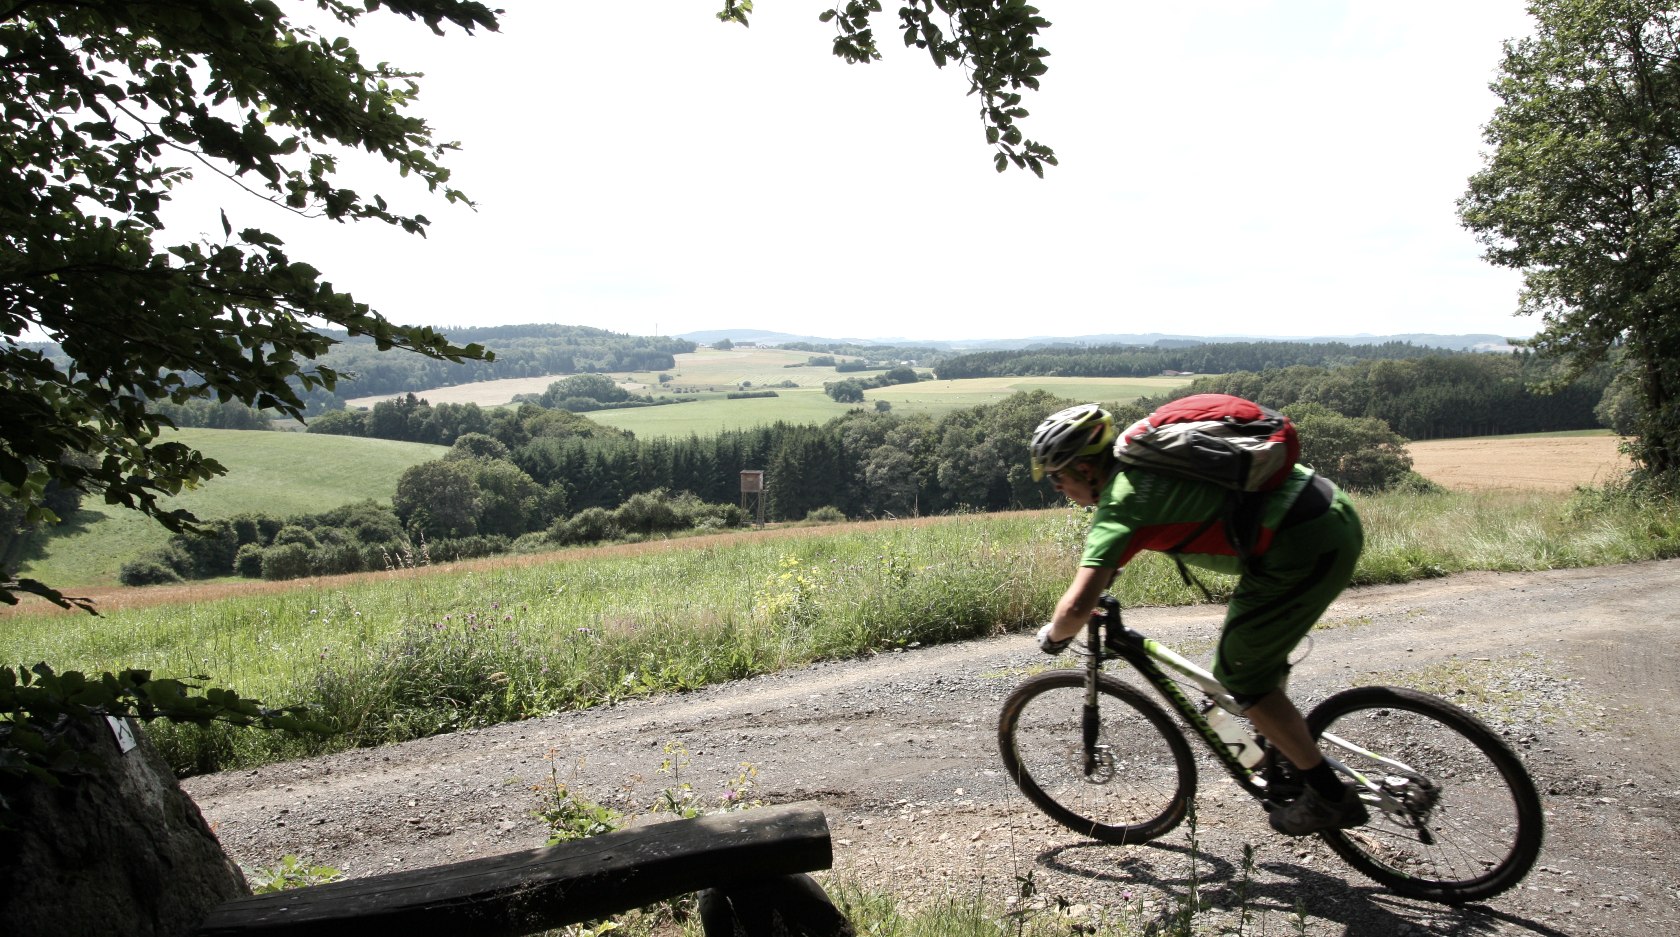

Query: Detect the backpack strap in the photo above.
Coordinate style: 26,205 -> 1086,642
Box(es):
1164,489 -> 1263,603
1165,513 -> 1223,603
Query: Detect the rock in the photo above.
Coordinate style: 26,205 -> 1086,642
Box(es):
0,715 -> 247,937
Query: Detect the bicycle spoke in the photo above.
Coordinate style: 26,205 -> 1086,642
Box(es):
999,672 -> 1195,844
1307,687 -> 1543,903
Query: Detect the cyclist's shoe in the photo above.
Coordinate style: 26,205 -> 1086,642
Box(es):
1268,784 -> 1369,837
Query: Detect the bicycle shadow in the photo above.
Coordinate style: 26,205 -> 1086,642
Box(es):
1034,841 -> 1570,937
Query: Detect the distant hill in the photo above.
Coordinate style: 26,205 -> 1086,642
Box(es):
676,330 -> 1525,354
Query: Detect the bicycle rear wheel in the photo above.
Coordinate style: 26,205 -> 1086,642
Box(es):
998,671 -> 1196,844
1306,686 -> 1544,904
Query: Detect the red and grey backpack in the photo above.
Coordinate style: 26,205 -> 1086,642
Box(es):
1114,394 -> 1300,590
1114,394 -> 1298,492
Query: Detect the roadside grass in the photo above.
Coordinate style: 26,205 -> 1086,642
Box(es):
16,429 -> 443,588
4,484 -> 1678,777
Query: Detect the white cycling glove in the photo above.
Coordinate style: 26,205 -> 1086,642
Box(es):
1036,623 -> 1073,655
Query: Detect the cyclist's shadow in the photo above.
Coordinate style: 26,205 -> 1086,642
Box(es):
1036,841 -> 1569,937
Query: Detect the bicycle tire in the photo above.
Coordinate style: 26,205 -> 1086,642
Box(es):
997,670 -> 1196,844
1306,686 -> 1544,903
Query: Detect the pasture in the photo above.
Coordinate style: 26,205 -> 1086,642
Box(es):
591,372 -> 1196,437
339,346 -> 1199,437
17,429 -> 443,588
340,346 -> 853,409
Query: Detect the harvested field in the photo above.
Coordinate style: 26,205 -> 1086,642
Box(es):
1406,433 -> 1630,491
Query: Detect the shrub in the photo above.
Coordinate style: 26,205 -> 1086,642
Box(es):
1392,471 -> 1448,495
169,521 -> 239,577
272,525 -> 319,548
614,490 -> 683,535
234,543 -> 264,578
427,534 -> 511,562
227,512 -> 285,546
313,543 -> 367,576
804,506 -> 846,524
260,542 -> 316,581
118,558 -> 181,587
687,502 -> 746,529
549,507 -> 621,546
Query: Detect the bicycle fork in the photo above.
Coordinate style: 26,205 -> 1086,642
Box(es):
1081,607 -> 1107,777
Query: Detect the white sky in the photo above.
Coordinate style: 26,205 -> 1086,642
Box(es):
162,1 -> 1540,343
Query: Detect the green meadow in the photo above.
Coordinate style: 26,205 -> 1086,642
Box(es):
17,429 -> 443,589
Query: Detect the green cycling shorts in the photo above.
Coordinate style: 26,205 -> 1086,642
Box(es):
1213,486 -> 1363,699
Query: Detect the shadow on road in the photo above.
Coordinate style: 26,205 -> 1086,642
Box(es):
1034,840 -> 1568,936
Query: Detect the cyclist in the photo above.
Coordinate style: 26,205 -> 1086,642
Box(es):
1028,402 -> 1367,835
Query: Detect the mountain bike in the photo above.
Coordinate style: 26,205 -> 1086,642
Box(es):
996,594 -> 1543,904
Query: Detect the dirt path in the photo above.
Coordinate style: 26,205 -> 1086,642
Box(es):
184,560 -> 1680,936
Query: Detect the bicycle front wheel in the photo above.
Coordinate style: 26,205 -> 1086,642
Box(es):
1307,686 -> 1544,904
998,671 -> 1196,844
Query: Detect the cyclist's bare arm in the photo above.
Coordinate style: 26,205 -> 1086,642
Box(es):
1046,566 -> 1117,643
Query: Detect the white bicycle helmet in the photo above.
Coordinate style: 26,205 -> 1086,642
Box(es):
1029,404 -> 1117,480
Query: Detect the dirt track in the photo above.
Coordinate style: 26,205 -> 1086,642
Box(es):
184,560 -> 1680,936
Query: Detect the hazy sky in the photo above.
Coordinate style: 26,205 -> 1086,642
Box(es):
164,1 -> 1540,342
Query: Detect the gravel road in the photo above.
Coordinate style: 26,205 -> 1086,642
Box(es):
184,560 -> 1680,936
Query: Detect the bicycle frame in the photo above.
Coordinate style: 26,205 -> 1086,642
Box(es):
1085,594 -> 1422,815
1085,595 -> 1265,791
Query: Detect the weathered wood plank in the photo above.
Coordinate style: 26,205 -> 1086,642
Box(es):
195,802 -> 833,937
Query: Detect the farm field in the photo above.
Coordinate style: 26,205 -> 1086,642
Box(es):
17,429 -> 443,589
590,373 -> 1197,437
340,346 -> 857,409
339,346 -> 1199,438
1406,431 -> 1630,491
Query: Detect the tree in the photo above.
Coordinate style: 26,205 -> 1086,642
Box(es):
539,374 -> 632,409
392,460 -> 480,539
1,0 -> 501,605
755,0 -> 1058,176
1283,403 -> 1414,493
1459,0 -> 1680,476
468,458 -> 543,538
826,380 -> 866,403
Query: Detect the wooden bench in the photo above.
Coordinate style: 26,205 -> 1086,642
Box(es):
194,802 -> 840,937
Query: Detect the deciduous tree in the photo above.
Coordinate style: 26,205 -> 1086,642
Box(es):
1,0 -> 500,604
1460,0 -> 1680,476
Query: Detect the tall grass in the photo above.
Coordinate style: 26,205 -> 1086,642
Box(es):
3,485 -> 1676,774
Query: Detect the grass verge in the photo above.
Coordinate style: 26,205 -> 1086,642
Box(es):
2,484 -> 1676,775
